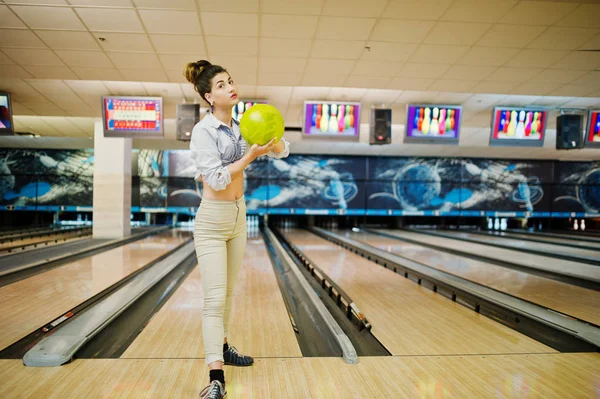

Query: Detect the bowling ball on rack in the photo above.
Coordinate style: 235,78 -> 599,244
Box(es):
239,104 -> 285,146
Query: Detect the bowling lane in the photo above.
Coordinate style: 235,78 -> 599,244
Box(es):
283,229 -> 553,356
513,230 -> 600,244
0,232 -> 89,254
344,230 -> 600,326
376,229 -> 600,282
122,236 -> 301,359
0,229 -> 190,351
436,230 -> 600,262
477,230 -> 600,251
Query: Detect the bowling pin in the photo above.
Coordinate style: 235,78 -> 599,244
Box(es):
316,104 -> 322,129
422,107 -> 431,134
494,218 -> 500,230
348,105 -> 355,127
531,112 -> 539,135
321,104 -> 329,133
414,108 -> 420,130
418,108 -> 424,130
329,104 -> 338,133
507,111 -> 517,136
439,108 -> 446,135
338,104 -> 345,132
500,218 -> 507,231
344,105 -> 351,129
525,112 -> 532,136
312,105 -> 317,126
430,107 -> 440,135
499,111 -> 506,133
487,218 -> 493,230
581,219 -> 586,231
444,109 -> 451,132
516,111 -> 525,138
237,102 -> 244,119
574,219 -> 579,230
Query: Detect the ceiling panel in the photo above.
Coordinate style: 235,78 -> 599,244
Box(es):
322,0 -> 386,18
22,65 -> 78,79
476,25 -> 546,48
71,67 -> 123,81
557,4 -> 600,28
10,6 -> 85,30
36,31 -> 101,50
388,77 -> 435,91
150,34 -> 205,54
261,14 -> 318,39
408,44 -> 470,64
458,47 -> 520,67
352,61 -> 402,77
108,52 -> 162,69
139,10 -> 202,34
94,33 -> 154,52
369,19 -> 434,44
259,38 -> 311,58
528,27 -> 599,50
361,42 -> 418,63
383,0 -> 453,21
0,5 -> 27,28
0,29 -> 47,48
75,8 -> 144,32
500,1 -> 577,26
3,48 -> 64,65
197,0 -> 258,13
316,17 -> 376,41
55,50 -> 113,68
424,22 -> 492,46
206,36 -> 258,56
261,0 -> 323,15
441,0 -> 517,23
201,12 -> 257,36
310,40 -> 364,60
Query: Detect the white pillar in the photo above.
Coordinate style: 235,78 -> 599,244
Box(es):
93,121 -> 132,238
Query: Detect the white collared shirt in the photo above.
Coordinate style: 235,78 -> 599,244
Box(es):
190,112 -> 290,191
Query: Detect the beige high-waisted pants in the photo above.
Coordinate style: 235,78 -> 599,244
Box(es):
194,196 -> 247,365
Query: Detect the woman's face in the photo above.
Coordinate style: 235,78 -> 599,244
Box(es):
206,72 -> 238,109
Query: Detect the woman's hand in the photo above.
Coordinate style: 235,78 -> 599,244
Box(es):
248,138 -> 276,160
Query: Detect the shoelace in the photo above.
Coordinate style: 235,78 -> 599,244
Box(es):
201,381 -> 223,399
227,346 -> 240,355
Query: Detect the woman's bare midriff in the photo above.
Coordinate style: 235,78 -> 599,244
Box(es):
200,174 -> 245,201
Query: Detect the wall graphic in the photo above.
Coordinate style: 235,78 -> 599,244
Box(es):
0,148 -> 597,216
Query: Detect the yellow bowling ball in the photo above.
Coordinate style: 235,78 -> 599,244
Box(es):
239,104 -> 284,146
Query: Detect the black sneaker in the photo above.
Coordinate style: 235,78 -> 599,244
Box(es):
199,380 -> 226,399
223,345 -> 254,367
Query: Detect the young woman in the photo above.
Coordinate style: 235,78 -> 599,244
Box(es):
184,60 -> 289,399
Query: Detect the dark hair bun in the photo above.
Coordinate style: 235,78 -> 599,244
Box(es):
184,60 -> 212,86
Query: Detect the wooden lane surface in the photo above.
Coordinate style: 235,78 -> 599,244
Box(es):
121,236 -> 301,359
0,230 -> 190,351
380,229 -> 598,280
0,234 -> 90,255
487,231 -> 600,250
284,229 -> 552,356
349,230 -> 600,326
441,230 -> 600,260
2,352 -> 599,398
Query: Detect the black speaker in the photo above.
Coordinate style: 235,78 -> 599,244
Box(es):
370,108 -> 391,145
556,114 -> 582,149
176,104 -> 200,141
